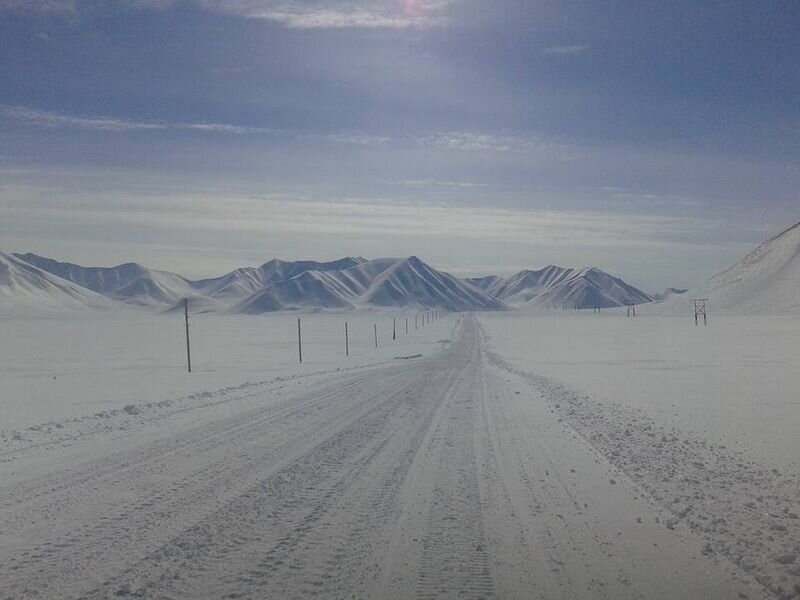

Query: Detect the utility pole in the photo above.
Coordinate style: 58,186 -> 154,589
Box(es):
405,317 -> 408,335
345,321 -> 349,356
374,323 -> 378,348
184,298 -> 191,373
297,318 -> 303,363
393,317 -> 396,341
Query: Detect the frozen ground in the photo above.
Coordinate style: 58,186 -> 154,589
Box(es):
0,311 -> 797,599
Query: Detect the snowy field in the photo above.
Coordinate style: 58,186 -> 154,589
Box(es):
480,310 -> 800,470
480,310 -> 800,599
0,309 -> 798,599
0,310 -> 453,431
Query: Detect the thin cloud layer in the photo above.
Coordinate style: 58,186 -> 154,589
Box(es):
543,44 -> 591,55
202,0 -> 453,28
0,0 -> 454,28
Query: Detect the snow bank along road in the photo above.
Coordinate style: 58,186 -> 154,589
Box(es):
0,314 -> 790,599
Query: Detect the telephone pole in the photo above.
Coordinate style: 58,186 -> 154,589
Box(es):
184,298 -> 191,373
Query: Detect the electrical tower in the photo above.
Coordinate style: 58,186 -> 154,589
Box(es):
692,298 -> 709,326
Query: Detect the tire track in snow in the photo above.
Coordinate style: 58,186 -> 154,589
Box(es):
0,365 -> 422,599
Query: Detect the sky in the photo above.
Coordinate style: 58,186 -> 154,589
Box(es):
1,0 -> 798,292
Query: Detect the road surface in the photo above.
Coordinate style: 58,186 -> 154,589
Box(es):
0,314 -> 771,599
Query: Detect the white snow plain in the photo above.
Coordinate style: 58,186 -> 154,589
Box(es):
0,310 -> 451,430
1,310 -> 798,599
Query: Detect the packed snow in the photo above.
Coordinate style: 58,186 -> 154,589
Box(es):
1,308 -> 797,599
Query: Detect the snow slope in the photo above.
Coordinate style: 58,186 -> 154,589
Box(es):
664,221 -> 800,314
0,253 -> 114,311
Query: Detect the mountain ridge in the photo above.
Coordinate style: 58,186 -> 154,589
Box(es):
6,252 -> 654,313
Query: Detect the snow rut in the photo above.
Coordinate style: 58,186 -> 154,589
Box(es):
413,329 -> 495,600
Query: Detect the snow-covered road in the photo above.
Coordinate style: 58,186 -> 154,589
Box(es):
0,315 -> 782,599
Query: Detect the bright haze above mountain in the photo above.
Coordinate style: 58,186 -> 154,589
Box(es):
1,1 -> 797,291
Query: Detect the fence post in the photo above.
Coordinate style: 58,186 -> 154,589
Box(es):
345,321 -> 349,356
374,323 -> 378,348
184,298 -> 191,373
393,317 -> 396,341
297,317 -> 303,363
405,317 -> 408,335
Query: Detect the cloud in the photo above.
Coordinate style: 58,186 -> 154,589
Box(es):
0,105 -> 166,132
0,104 -> 281,135
0,0 -> 75,13
2,182 -> 720,248
2,104 -> 583,157
203,0 -> 453,29
543,44 -> 590,55
1,105 -> 390,146
0,0 -> 454,28
417,131 -> 582,159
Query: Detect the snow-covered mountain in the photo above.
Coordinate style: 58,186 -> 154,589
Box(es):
196,257 -> 366,299
0,253 -> 115,311
14,253 -> 504,313
233,256 -> 505,313
15,253 -> 195,307
471,265 -> 653,309
358,256 -> 505,311
8,251 -> 654,313
668,221 -> 800,314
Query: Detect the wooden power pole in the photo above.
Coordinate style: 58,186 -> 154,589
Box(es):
297,318 -> 302,363
184,298 -> 191,373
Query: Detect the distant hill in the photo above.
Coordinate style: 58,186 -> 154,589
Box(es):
0,252 -> 115,311
470,265 -> 653,309
195,257 -> 367,299
15,253 -> 195,307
